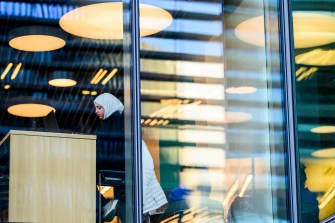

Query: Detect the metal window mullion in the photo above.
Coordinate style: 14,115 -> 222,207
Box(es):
280,0 -> 299,222
130,0 -> 143,222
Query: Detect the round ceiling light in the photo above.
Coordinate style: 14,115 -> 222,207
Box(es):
311,126 -> 335,133
226,86 -> 257,94
235,16 -> 265,47
59,2 -> 172,40
9,35 -> 65,52
312,148 -> 335,158
235,12 -> 335,49
49,79 -> 77,87
293,12 -> 335,49
48,71 -> 76,87
9,26 -> 66,52
224,112 -> 252,123
8,104 -> 56,118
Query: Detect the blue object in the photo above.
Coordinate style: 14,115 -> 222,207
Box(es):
168,186 -> 192,203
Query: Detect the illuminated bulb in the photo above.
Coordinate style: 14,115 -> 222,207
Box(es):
91,69 -> 104,84
160,99 -> 183,105
224,112 -> 252,123
94,70 -> 107,84
102,69 -> 117,85
59,2 -> 172,40
4,85 -> 10,89
149,105 -> 175,118
235,16 -> 264,47
9,35 -> 65,52
144,119 -> 152,125
162,120 -> 169,125
149,119 -> 158,126
312,148 -> 335,158
1,63 -> 13,80
49,71 -> 76,87
235,12 -> 335,49
226,86 -> 257,94
141,88 -> 177,96
82,90 -> 90,95
293,13 -> 335,48
311,126 -> 335,133
91,91 -> 98,96
296,67 -> 307,76
8,104 -> 55,118
191,100 -> 202,105
295,49 -> 335,66
49,79 -> 76,87
296,67 -> 318,81
10,63 -> 22,80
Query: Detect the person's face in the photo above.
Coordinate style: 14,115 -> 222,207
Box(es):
94,102 -> 105,120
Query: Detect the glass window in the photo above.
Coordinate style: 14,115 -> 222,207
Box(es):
292,0 -> 335,221
0,1 -> 135,223
140,0 -> 291,222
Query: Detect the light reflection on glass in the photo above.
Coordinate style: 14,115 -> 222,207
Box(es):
140,59 -> 224,78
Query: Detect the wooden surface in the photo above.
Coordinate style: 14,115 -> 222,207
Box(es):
3,130 -> 96,223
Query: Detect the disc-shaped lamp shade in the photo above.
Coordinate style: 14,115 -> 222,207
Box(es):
235,12 -> 335,48
8,104 -> 56,118
235,16 -> 265,47
10,35 -> 65,52
48,71 -> 76,87
59,2 -> 172,39
293,13 -> 335,49
295,49 -> 335,66
224,112 -> 252,123
311,126 -> 335,133
312,148 -> 335,158
226,86 -> 257,94
9,26 -> 66,52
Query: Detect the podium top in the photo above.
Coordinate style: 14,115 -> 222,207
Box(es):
0,130 -> 96,145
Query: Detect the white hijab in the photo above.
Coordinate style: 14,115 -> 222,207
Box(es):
94,93 -> 124,120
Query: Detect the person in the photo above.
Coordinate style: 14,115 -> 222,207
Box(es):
94,93 -> 125,172
94,93 -> 167,223
142,140 -> 168,223
94,93 -> 125,222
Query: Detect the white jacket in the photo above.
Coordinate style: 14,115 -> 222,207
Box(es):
142,140 -> 167,213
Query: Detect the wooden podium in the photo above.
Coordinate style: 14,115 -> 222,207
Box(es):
0,130 -> 96,223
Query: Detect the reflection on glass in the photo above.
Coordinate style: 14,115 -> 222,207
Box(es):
59,2 -> 172,39
141,0 -> 289,222
235,12 -> 335,49
293,1 -> 335,222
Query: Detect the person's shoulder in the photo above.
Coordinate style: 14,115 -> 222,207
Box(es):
112,111 -> 124,117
